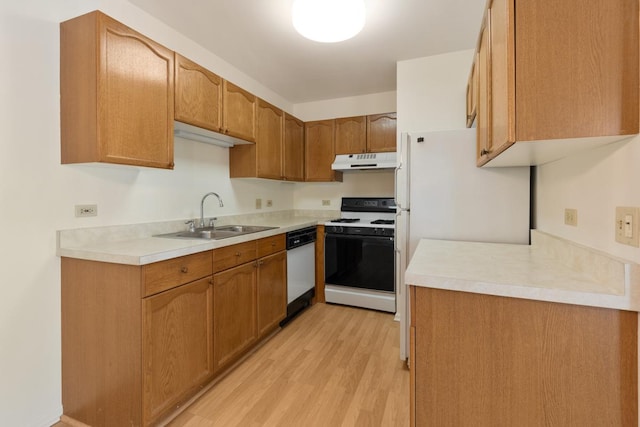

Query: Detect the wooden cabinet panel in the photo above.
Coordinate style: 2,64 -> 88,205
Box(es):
212,241 -> 257,273
256,99 -> 284,179
175,53 -> 222,132
515,0 -> 638,141
142,251 -> 212,297
142,277 -> 213,425
335,116 -> 366,154
284,113 -> 305,181
366,113 -> 397,153
222,80 -> 256,142
411,286 -> 638,426
304,120 -> 342,182
60,11 -> 174,169
213,263 -> 258,371
256,234 -> 286,258
257,251 -> 287,337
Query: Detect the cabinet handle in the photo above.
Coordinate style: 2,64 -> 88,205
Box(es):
181,266 -> 188,273
480,149 -> 491,156
259,260 -> 264,266
209,278 -> 213,285
235,252 -> 241,257
271,242 -> 276,246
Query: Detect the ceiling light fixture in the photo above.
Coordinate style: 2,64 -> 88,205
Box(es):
292,0 -> 366,43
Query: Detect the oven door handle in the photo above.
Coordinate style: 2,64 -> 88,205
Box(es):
325,233 -> 394,244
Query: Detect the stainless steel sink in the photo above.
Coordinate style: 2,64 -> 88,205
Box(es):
154,225 -> 277,240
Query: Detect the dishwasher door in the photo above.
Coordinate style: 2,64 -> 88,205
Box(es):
286,242 -> 315,304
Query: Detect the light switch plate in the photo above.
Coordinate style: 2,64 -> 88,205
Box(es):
615,206 -> 639,247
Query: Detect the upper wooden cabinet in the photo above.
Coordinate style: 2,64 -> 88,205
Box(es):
283,113 -> 305,181
367,113 -> 397,152
334,113 -> 397,154
304,120 -> 343,182
335,116 -> 367,154
60,11 -> 174,169
174,54 -> 222,133
229,98 -> 281,179
222,81 -> 257,143
473,0 -> 639,167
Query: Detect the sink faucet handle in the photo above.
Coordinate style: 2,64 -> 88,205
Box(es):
184,220 -> 196,232
208,217 -> 217,227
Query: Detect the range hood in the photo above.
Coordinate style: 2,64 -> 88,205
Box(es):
173,121 -> 253,148
331,152 -> 397,171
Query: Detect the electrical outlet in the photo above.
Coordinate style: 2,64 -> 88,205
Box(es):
255,198 -> 262,209
322,200 -> 331,206
564,208 -> 578,226
615,207 -> 639,247
266,200 -> 273,207
75,204 -> 97,217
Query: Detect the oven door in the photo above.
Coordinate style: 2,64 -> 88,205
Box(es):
324,233 -> 395,293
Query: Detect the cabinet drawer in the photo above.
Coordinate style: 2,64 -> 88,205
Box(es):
213,241 -> 257,273
142,251 -> 212,297
256,234 -> 286,258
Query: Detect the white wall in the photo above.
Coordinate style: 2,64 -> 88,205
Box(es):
0,1 -> 295,426
397,50 -> 474,133
293,91 -> 396,121
536,137 -> 640,262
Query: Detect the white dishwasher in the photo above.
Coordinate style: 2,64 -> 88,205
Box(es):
281,226 -> 316,325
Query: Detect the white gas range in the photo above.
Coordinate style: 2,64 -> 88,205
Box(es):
323,197 -> 396,313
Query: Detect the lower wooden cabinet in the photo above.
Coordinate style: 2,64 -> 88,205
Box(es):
257,251 -> 287,337
212,262 -> 258,372
143,277 -> 213,424
61,235 -> 289,426
410,286 -> 638,426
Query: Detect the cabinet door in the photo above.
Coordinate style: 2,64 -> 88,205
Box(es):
175,54 -> 222,132
335,116 -> 366,154
61,11 -> 174,169
256,99 -> 284,179
142,277 -> 213,425
222,80 -> 257,142
212,262 -> 257,372
476,14 -> 492,165
488,0 -> 515,158
257,251 -> 287,338
283,113 -> 305,181
367,113 -> 397,153
304,120 -> 342,182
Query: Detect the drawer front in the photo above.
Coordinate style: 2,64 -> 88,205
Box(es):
143,251 -> 212,297
212,241 -> 257,273
256,234 -> 285,258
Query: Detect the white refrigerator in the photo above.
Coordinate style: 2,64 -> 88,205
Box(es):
395,128 -> 531,360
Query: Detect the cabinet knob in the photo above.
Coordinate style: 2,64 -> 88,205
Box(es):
271,242 -> 276,246
259,260 -> 264,266
181,266 -> 188,273
209,278 -> 213,285
235,252 -> 241,257
480,148 -> 491,156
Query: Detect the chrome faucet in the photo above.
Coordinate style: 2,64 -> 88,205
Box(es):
200,192 -> 224,228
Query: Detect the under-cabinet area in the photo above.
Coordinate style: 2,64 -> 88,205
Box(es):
60,231 -> 290,427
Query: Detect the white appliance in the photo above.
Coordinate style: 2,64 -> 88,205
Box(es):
395,129 -> 530,360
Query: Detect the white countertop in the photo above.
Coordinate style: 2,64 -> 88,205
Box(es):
405,231 -> 640,312
57,214 -> 327,266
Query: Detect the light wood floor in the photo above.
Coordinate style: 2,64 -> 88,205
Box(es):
54,303 -> 409,427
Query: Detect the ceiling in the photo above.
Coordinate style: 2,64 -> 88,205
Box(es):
129,0 -> 485,104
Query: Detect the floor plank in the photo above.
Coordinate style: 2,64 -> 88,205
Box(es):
171,303 -> 409,427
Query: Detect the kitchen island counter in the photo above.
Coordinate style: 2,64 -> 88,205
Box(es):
405,230 -> 640,311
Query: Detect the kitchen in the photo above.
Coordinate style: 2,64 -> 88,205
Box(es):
2,0 -> 640,426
